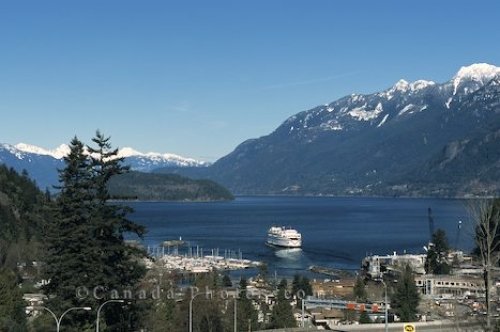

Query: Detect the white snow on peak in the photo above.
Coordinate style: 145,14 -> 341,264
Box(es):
453,63 -> 500,95
117,147 -> 143,158
454,63 -> 500,81
117,147 -> 207,166
52,144 -> 70,158
392,79 -> 410,92
410,80 -> 436,91
15,143 -> 70,159
7,142 -> 206,166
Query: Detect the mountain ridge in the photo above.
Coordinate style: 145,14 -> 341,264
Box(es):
0,143 -> 209,189
160,63 -> 500,197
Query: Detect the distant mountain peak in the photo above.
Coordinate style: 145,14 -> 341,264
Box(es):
454,63 -> 500,81
391,79 -> 410,92
117,147 -> 143,158
452,63 -> 500,95
15,143 -> 70,159
383,79 -> 436,100
117,147 -> 208,167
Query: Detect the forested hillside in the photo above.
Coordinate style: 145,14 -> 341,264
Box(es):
0,165 -> 48,330
108,171 -> 234,201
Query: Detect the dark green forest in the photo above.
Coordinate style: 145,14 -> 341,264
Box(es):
0,165 -> 48,330
108,171 -> 234,201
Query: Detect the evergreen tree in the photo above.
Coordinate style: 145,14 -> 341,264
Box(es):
87,131 -> 146,329
43,133 -> 146,330
425,229 -> 451,274
43,137 -> 96,329
233,277 -> 258,332
391,264 -> 420,322
291,274 -> 313,298
269,279 -> 296,329
0,268 -> 27,331
222,274 -> 232,287
142,267 -> 176,332
301,276 -> 313,297
353,276 -> 367,302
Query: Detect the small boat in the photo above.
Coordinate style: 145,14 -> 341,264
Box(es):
266,226 -> 302,248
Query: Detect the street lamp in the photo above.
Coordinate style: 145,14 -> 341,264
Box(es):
96,299 -> 125,332
380,280 -> 388,332
233,296 -> 237,332
38,306 -> 91,332
189,292 -> 207,332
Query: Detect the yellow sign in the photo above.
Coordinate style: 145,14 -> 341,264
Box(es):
404,324 -> 415,332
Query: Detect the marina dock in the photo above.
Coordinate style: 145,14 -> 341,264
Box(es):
147,245 -> 261,273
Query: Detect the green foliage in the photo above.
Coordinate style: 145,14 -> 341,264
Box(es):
140,267 -> 177,332
0,268 -> 27,331
222,274 -> 232,287
0,165 -> 48,270
425,229 -> 451,274
358,310 -> 371,324
108,172 -> 234,201
43,132 -> 146,330
0,165 -> 50,331
291,274 -> 313,298
391,265 -> 420,322
269,279 -> 296,329
258,262 -> 269,281
353,276 -> 367,301
234,277 -> 259,331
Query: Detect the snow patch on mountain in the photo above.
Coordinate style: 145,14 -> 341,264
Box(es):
348,102 -> 383,121
0,144 -> 24,159
377,114 -> 389,127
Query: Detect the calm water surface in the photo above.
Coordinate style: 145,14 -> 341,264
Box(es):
126,196 -> 471,276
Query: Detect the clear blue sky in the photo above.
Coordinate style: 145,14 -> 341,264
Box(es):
1,0 -> 499,161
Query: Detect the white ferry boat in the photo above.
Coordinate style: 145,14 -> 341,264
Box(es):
266,226 -> 302,248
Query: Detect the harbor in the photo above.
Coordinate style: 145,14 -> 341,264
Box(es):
146,244 -> 262,273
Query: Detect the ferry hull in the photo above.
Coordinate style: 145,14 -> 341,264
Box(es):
266,237 -> 302,248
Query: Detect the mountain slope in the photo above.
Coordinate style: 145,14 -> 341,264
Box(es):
163,63 -> 500,197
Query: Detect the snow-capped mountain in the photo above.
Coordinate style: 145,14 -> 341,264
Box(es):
0,143 -> 208,189
174,63 -> 500,197
116,147 -> 208,171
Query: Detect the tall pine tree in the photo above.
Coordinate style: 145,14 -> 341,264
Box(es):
391,264 -> 420,322
87,131 -> 146,329
269,279 -> 297,329
43,137 -> 96,330
43,133 -> 146,330
0,268 -> 27,331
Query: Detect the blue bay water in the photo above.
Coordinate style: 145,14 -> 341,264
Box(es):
126,196 -> 472,276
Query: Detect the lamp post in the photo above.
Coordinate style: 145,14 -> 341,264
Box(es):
233,296 -> 237,332
189,292 -> 207,332
38,306 -> 91,332
301,298 -> 305,327
96,299 -> 125,332
380,280 -> 388,332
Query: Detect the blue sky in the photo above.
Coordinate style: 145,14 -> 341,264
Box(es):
1,1 -> 499,161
